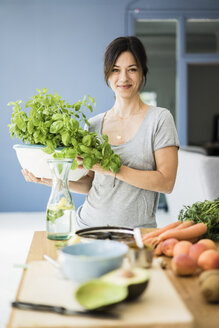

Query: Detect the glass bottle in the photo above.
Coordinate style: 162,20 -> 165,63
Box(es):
46,158 -> 76,240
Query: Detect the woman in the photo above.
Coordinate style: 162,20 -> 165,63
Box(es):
23,36 -> 179,229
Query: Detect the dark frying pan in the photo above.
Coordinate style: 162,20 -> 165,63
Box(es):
76,226 -> 134,243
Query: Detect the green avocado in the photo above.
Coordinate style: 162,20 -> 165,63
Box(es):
75,279 -> 128,311
100,267 -> 150,301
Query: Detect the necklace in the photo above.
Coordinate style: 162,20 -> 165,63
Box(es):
113,102 -> 142,140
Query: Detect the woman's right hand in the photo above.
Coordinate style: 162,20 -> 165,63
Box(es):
22,169 -> 52,187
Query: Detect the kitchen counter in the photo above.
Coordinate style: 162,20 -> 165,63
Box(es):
7,230 -> 219,328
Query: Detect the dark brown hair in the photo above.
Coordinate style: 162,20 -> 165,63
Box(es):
104,36 -> 148,89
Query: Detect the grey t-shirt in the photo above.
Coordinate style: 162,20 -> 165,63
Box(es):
76,106 -> 180,230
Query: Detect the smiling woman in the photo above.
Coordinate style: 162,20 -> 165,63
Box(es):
74,36 -> 180,229
104,36 -> 148,90
22,36 -> 180,230
108,52 -> 142,102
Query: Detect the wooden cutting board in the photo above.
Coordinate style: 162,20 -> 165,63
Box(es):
11,260 -> 194,328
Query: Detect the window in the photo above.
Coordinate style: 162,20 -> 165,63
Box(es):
186,19 -> 219,53
136,20 -> 177,119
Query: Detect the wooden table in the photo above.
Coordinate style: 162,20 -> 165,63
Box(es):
7,231 -> 219,328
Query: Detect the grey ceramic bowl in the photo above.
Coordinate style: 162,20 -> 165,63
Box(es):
58,240 -> 129,283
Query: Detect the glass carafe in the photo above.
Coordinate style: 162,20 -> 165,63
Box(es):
46,159 -> 76,240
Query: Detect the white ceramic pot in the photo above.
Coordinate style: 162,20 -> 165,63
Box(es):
13,144 -> 88,181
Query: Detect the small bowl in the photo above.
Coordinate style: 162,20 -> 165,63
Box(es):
127,242 -> 154,268
13,144 -> 87,181
58,240 -> 128,283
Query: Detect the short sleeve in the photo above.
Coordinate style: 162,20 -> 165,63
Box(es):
83,123 -> 89,132
83,113 -> 104,134
153,109 -> 180,151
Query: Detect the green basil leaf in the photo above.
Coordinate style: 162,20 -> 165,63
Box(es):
27,121 -> 34,133
62,148 -> 77,159
82,135 -> 92,146
16,117 -> 26,132
52,113 -> 63,120
109,161 -> 120,173
69,118 -> 79,130
71,138 -> 78,148
83,157 -> 93,170
32,116 -> 41,126
101,158 -> 110,170
102,143 -> 112,157
102,134 -> 109,142
71,159 -> 78,170
92,149 -> 102,159
53,152 -> 64,158
50,121 -> 63,133
62,132 -> 71,146
42,146 -> 54,154
79,145 -> 91,154
87,105 -> 93,112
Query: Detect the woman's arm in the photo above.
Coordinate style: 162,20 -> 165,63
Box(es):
22,169 -> 94,195
69,170 -> 94,194
117,146 -> 178,193
91,146 -> 178,194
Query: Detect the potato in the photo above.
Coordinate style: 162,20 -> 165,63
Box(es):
199,270 -> 219,303
199,269 -> 219,284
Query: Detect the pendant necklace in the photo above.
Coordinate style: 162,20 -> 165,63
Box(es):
114,102 -> 142,141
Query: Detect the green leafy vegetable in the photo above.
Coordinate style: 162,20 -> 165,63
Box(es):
47,209 -> 64,223
8,88 -> 122,173
178,198 -> 219,240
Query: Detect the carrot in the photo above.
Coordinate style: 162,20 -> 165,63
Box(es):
154,242 -> 163,256
158,223 -> 207,242
175,221 -> 194,229
143,237 -> 159,247
142,221 -> 181,241
143,237 -> 154,245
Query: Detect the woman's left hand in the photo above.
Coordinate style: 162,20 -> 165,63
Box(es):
90,163 -> 114,177
76,155 -> 114,177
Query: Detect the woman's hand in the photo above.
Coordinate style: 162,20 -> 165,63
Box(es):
22,169 -> 52,187
75,155 -> 84,169
76,156 -> 114,177
90,163 -> 115,177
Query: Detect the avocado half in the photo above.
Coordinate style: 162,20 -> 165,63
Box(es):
100,267 -> 150,301
75,279 -> 128,311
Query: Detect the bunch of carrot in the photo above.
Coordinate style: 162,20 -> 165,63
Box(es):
142,221 -> 208,247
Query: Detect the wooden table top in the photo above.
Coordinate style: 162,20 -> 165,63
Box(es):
7,230 -> 219,328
